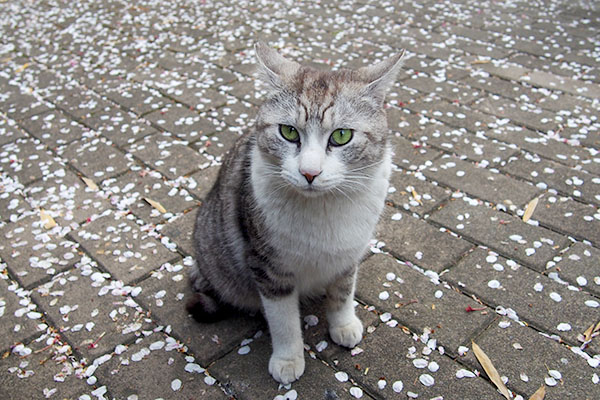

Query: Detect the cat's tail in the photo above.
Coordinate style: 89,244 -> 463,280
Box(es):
186,266 -> 232,323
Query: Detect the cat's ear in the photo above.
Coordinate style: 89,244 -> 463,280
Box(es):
254,42 -> 301,94
359,50 -> 405,106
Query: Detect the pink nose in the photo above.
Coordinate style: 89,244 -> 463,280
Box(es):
300,170 -> 321,184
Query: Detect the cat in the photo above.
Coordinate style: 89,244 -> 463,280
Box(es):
188,42 -> 404,384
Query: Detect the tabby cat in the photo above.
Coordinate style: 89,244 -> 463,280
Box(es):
189,43 -> 404,384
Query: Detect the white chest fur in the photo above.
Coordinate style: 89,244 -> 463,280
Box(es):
250,147 -> 391,295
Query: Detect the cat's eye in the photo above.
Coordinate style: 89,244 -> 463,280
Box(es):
279,124 -> 300,143
329,128 -> 353,146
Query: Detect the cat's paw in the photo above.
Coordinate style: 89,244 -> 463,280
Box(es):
329,315 -> 363,348
269,352 -> 305,384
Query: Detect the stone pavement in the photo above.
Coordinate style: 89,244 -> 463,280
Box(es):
0,0 -> 599,399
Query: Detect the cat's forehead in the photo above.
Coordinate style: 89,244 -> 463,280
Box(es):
291,67 -> 361,99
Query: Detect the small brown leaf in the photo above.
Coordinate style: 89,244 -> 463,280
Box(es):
15,63 -> 29,73
411,188 -> 423,205
81,176 -> 99,191
40,209 -> 57,229
529,385 -> 545,400
522,197 -> 539,223
472,341 -> 512,399
471,59 -> 491,65
583,323 -> 596,342
144,197 -> 167,213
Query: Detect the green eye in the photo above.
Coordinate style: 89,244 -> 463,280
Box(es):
329,128 -> 353,146
279,124 -> 299,142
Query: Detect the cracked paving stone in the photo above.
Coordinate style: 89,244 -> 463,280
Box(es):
135,259 -> 263,366
502,152 -> 600,206
357,253 -> 495,356
102,169 -> 198,225
445,247 -> 598,347
390,134 -> 442,171
0,214 -> 81,289
462,317 -> 600,400
31,261 -> 153,361
530,193 -> 600,246
0,138 -> 64,185
93,332 -> 228,399
75,210 -> 177,284
422,154 -> 541,209
429,197 -> 569,272
376,206 -> 473,272
192,130 -> 242,161
158,210 -> 197,256
17,110 -> 93,149
59,136 -> 133,182
0,330 -> 91,400
333,323 -> 500,399
387,170 -> 451,216
47,85 -> 113,123
84,106 -> 158,147
185,166 -> 220,201
127,134 -> 210,180
208,331 -> 366,400
549,242 -> 600,298
100,80 -> 168,116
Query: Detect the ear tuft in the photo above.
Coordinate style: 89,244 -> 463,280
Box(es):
254,42 -> 301,95
359,50 -> 406,106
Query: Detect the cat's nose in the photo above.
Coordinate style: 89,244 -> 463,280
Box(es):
300,169 -> 321,184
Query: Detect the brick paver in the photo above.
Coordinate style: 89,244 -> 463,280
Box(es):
0,1 -> 599,399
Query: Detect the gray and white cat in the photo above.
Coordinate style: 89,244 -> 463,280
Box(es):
189,43 -> 404,384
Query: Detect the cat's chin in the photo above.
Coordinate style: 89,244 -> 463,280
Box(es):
292,184 -> 330,198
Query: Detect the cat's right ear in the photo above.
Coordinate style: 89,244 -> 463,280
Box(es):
255,42 -> 301,95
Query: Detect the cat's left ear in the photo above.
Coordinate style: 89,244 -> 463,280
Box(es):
359,50 -> 405,106
255,42 -> 301,95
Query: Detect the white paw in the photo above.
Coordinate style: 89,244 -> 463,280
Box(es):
268,352 -> 305,384
329,315 -> 363,348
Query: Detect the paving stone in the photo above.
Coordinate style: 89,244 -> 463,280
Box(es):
24,168 -> 110,226
127,133 -> 210,179
0,330 -> 91,400
0,88 -> 54,120
192,129 -> 243,161
75,210 -> 177,284
520,69 -> 600,100
0,138 -> 64,185
144,102 -> 217,141
159,209 -> 197,256
186,166 -> 220,200
59,136 -> 133,182
17,109 -> 93,149
0,116 -> 26,146
389,134 -> 442,171
415,125 -> 519,166
485,124 -> 600,175
206,99 -> 257,129
135,260 -> 263,366
357,253 -> 495,355
100,80 -> 167,116
208,332 -> 370,400
93,332 -> 228,399
549,242 -> 600,297
406,97 -> 497,134
387,170 -> 452,216
0,172 -> 29,223
84,106 -> 158,146
48,85 -> 113,123
402,75 -> 483,105
462,317 -> 600,400
0,214 -> 81,289
102,169 -> 199,225
531,193 -> 600,246
429,197 -> 569,272
31,262 -> 153,361
376,207 -> 473,273
462,73 -> 543,103
445,247 -> 598,347
474,95 -> 560,133
165,83 -> 229,112
0,277 -> 42,351
423,155 -> 541,208
333,323 -> 501,399
502,152 -> 600,206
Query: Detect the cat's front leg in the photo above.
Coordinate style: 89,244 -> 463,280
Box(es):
260,290 -> 305,384
326,266 -> 363,348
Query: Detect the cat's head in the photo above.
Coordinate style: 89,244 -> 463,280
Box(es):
253,42 -> 404,197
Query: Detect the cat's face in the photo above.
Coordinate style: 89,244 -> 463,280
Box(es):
253,44 -> 403,197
